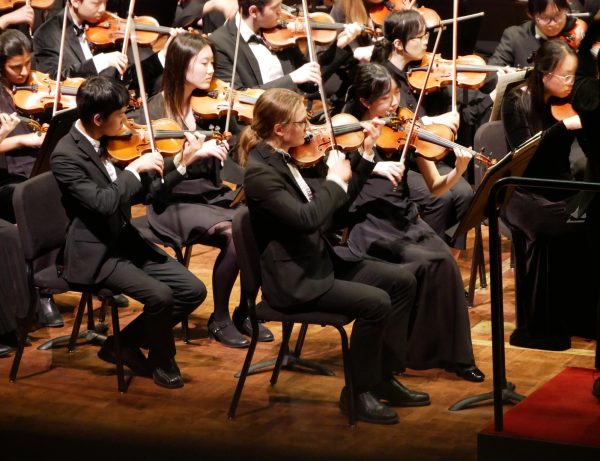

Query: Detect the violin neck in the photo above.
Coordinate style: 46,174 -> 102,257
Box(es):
409,64 -> 504,73
134,23 -> 173,35
412,125 -> 460,151
12,83 -> 78,96
237,94 -> 257,105
279,20 -> 345,32
332,122 -> 363,136
153,130 -> 217,139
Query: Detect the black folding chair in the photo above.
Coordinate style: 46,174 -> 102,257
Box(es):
227,208 -> 357,425
10,172 -> 129,393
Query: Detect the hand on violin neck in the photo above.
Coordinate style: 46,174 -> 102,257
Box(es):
0,5 -> 34,29
0,112 -> 20,140
128,151 -> 164,176
453,145 -> 474,176
94,52 -> 128,75
181,135 -> 229,166
361,118 -> 385,155
373,161 -> 405,189
290,62 -> 321,86
336,22 -> 363,49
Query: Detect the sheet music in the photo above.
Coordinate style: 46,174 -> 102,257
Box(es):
489,69 -> 528,122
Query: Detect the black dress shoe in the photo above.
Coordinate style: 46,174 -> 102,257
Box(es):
207,314 -> 250,348
593,377 -> 600,401
339,387 -> 398,425
37,296 -> 64,328
373,378 -> 431,407
0,344 -> 12,358
153,359 -> 184,389
232,307 -> 274,342
453,364 -> 485,383
97,336 -> 152,377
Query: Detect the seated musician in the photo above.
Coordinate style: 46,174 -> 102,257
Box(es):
33,0 -> 166,95
130,32 -> 274,348
370,10 -> 474,257
239,87 -> 429,424
342,62 -> 484,382
208,0 -> 362,93
50,75 -> 209,388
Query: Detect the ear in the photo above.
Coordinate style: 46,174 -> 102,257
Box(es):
393,38 -> 404,53
359,97 -> 370,109
248,5 -> 260,18
273,122 -> 285,137
92,113 -> 103,128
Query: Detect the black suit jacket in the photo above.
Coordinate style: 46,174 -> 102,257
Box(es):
33,8 -> 164,89
50,125 -> 185,285
209,19 -> 353,92
243,142 -> 374,307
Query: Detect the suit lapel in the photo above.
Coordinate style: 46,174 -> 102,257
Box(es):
70,127 -> 112,183
259,144 -> 308,202
228,21 -> 264,85
65,14 -> 87,65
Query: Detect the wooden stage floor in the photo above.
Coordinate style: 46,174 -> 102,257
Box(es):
0,210 -> 596,461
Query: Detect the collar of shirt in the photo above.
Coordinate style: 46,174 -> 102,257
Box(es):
75,120 -> 101,152
237,12 -> 261,44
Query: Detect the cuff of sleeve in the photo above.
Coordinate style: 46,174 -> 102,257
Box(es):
124,165 -> 141,182
326,174 -> 348,193
358,147 -> 375,162
173,153 -> 187,176
420,116 -> 432,125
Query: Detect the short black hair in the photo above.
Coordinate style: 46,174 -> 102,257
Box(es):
528,0 -> 570,16
76,76 -> 129,124
239,0 -> 269,18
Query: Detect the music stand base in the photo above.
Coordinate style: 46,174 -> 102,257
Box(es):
448,381 -> 525,411
234,353 -> 335,378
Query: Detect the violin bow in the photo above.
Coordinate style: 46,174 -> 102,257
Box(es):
52,4 -> 70,117
397,15 -> 444,170
120,0 -> 137,58
299,0 -> 338,156
128,29 -> 161,180
224,8 -> 243,142
451,0 -> 459,112
25,0 -> 32,38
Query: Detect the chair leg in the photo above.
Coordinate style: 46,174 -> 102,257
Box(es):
228,302 -> 260,419
111,304 -> 127,393
181,317 -> 190,344
271,322 -> 294,386
9,316 -> 36,383
337,326 -> 355,427
467,224 -> 486,307
67,294 -> 89,352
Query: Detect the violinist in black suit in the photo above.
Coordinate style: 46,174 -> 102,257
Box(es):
33,0 -> 164,93
50,76 -> 209,388
208,0 -> 361,92
239,87 -> 430,425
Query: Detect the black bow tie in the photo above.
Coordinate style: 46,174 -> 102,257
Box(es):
247,34 -> 266,46
73,24 -> 85,37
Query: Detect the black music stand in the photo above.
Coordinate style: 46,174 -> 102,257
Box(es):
30,108 -> 78,177
446,132 -> 542,411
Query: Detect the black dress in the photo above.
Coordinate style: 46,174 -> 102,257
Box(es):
501,85 -> 596,350
345,148 -> 476,371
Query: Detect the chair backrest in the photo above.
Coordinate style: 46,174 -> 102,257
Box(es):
231,207 -> 261,301
473,120 -> 510,187
12,171 -> 69,262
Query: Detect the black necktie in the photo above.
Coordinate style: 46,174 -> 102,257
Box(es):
247,34 -> 266,46
73,24 -> 85,37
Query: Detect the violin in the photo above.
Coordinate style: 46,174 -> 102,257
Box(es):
406,52 -> 500,94
85,11 -> 175,48
550,98 -> 577,121
12,70 -> 83,114
290,113 -> 366,168
369,1 -> 440,28
16,114 -> 49,134
262,11 -> 376,50
106,118 -> 230,163
377,107 -> 494,166
191,79 -> 264,124
559,18 -> 587,51
0,0 -> 53,11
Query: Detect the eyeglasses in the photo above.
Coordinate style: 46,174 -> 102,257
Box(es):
548,72 -> 575,84
288,117 -> 310,127
535,11 -> 566,25
410,32 -> 430,42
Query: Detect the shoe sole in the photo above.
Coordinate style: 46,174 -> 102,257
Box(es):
207,331 -> 250,348
339,406 -> 399,425
153,378 -> 184,389
383,399 -> 431,407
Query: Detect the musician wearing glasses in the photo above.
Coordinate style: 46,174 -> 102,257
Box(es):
500,39 -> 595,352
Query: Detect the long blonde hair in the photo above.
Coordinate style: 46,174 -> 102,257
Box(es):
237,88 -> 305,166
336,0 -> 369,25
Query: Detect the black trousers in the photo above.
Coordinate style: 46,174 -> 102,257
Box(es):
101,254 -> 206,368
278,257 -> 417,392
0,220 -> 28,335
